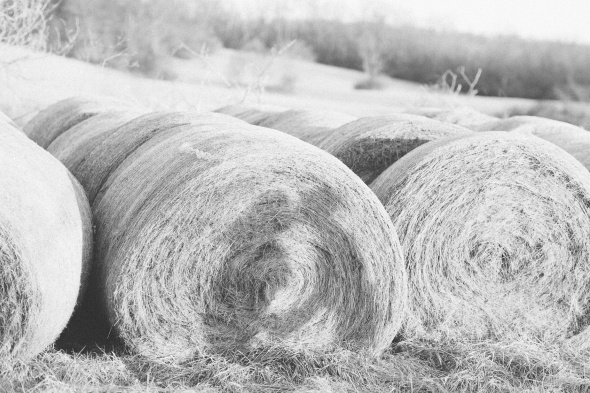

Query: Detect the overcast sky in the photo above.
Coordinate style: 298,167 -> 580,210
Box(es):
224,0 -> 590,44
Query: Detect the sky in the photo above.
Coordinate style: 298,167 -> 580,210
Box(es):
224,0 -> 590,45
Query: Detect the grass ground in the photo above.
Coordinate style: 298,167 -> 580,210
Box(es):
1,44 -> 590,392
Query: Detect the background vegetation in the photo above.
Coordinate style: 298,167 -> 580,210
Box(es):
43,0 -> 590,101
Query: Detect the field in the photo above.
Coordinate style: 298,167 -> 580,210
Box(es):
2,43 -> 590,393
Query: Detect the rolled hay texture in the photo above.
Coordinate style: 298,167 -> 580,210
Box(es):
470,116 -> 590,171
49,111 -> 245,204
23,96 -> 141,148
404,106 -> 498,128
370,131 -> 590,343
0,121 -> 92,361
0,111 -> 19,130
317,114 -> 474,184
257,109 -> 358,146
214,104 -> 286,125
90,121 -> 407,362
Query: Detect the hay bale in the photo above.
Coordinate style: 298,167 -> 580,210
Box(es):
214,104 -> 286,125
0,111 -> 19,131
471,116 -> 590,171
90,121 -> 407,362
371,131 -> 590,342
0,121 -> 92,361
257,109 -> 357,146
317,114 -> 473,184
23,96 -> 140,148
47,111 -> 144,165
404,107 -> 498,128
51,111 -> 244,204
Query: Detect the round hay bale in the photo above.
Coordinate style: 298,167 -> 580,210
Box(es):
0,121 -> 92,361
214,104 -> 285,125
317,114 -> 473,184
23,96 -> 140,149
471,115 -> 590,171
47,111 -> 144,165
404,107 -> 498,128
53,111 -> 244,204
371,131 -> 590,342
0,110 -> 19,131
91,122 -> 407,362
257,109 -> 357,146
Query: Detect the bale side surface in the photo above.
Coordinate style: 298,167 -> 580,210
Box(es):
257,109 -> 357,146
403,107 -> 498,128
371,131 -> 590,343
471,115 -> 590,171
23,96 -> 140,148
214,104 -> 285,125
0,122 -> 92,361
58,111 -> 244,204
316,114 -> 473,184
91,122 -> 407,362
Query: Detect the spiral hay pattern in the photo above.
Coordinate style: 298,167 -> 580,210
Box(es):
471,116 -> 590,171
23,96 -> 139,148
0,121 -> 92,361
317,114 -> 473,184
371,132 -> 590,342
88,121 -> 407,362
257,109 -> 357,146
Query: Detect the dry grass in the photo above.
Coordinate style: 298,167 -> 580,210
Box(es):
371,132 -> 590,345
0,119 -> 91,361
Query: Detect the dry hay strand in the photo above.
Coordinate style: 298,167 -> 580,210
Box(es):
257,109 -> 357,147
50,111 -> 244,204
214,104 -> 286,125
316,114 -> 473,184
23,96 -> 141,149
404,107 -> 498,128
370,131 -> 590,343
0,121 -> 92,361
90,121 -> 407,362
471,115 -> 590,171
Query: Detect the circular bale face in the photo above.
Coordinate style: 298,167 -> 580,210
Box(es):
257,109 -> 357,146
371,132 -> 590,343
318,114 -> 473,184
471,116 -> 590,171
23,96 -> 140,149
0,122 -> 91,361
92,123 -> 407,362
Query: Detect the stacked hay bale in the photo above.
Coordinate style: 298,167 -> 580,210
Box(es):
317,114 -> 474,184
214,104 -> 285,126
470,116 -> 590,171
371,132 -> 590,343
404,107 -> 498,128
257,109 -> 357,146
37,102 -> 407,361
23,96 -> 141,148
0,118 -> 92,361
0,110 -> 19,130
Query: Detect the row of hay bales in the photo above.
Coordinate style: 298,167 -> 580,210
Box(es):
218,104 -> 590,344
2,97 -> 590,367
